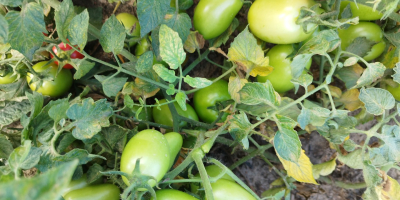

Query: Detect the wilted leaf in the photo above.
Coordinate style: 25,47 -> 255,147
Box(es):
184,31 -> 205,53
338,89 -> 363,111
355,62 -> 385,88
228,76 -> 247,103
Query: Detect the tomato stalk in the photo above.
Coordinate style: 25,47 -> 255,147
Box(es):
192,148 -> 214,200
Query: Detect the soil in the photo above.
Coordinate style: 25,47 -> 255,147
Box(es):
64,0 -> 400,199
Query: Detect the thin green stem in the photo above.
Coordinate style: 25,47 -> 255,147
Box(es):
205,57 -> 230,71
318,176 -> 366,189
181,49 -> 210,77
114,114 -> 172,130
324,84 -> 337,112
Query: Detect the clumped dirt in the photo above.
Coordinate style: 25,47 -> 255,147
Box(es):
70,0 -> 400,199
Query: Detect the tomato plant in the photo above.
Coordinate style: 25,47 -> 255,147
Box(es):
257,44 -> 312,93
120,129 -> 171,187
122,105 -> 153,130
152,99 -> 199,128
116,12 -> 140,47
340,0 -> 383,20
63,184 -> 120,200
193,0 -> 243,40
150,189 -> 198,200
50,42 -> 84,69
193,79 -> 231,123
26,61 -> 73,97
248,0 -> 317,44
338,22 -> 385,61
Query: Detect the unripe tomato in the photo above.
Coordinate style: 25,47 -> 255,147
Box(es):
152,99 -> 199,128
193,0 -> 243,40
338,22 -> 385,61
63,184 -> 120,200
62,175 -> 89,196
257,44 -> 312,93
0,72 -> 18,84
385,83 -> 400,101
135,37 -> 151,56
120,129 -> 171,187
340,1 -> 383,21
26,61 -> 73,97
193,79 -> 231,123
150,189 -> 198,200
116,13 -> 141,47
191,165 -> 235,193
164,132 -> 183,168
248,0 -> 317,44
210,179 -> 256,200
50,42 -> 84,69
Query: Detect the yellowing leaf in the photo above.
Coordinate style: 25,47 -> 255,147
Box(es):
339,89 -> 363,111
249,65 -> 273,77
228,76 -> 248,103
312,157 -> 337,179
327,85 -> 342,98
277,150 -> 317,184
381,176 -> 400,200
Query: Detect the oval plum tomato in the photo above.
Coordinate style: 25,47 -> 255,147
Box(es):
116,13 -> 141,47
257,44 -> 312,93
340,1 -> 383,21
50,42 -> 84,69
193,79 -> 231,123
120,129 -> 171,187
26,61 -> 73,97
385,82 -> 400,101
248,0 -> 317,44
150,189 -> 198,200
0,71 -> 18,84
338,22 -> 385,61
193,0 -> 243,40
63,184 -> 120,200
152,99 -> 199,128
164,132 -> 183,168
210,179 -> 256,200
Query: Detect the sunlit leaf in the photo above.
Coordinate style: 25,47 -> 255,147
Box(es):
277,150 -> 317,184
312,157 -> 336,179
359,88 -> 395,115
159,24 -> 186,70
100,14 -> 125,54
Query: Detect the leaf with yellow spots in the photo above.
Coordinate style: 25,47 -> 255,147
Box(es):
249,66 -> 273,77
339,89 -> 363,111
277,150 -> 317,184
228,76 -> 248,103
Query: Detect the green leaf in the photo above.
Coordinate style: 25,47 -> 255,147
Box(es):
5,2 -> 46,61
0,160 -> 78,200
183,76 -> 212,89
171,0 -> 193,10
153,64 -> 177,83
298,29 -> 340,54
363,161 -> 382,187
159,24 -> 186,70
0,134 -> 13,159
100,14 -> 126,54
344,37 -> 377,58
163,11 -> 191,43
343,139 -> 358,152
297,102 -> 331,129
228,76 -> 247,103
68,9 -> 89,50
100,125 -> 129,153
54,0 -> 75,43
87,163 -> 104,184
137,51 -> 154,74
8,141 -> 42,170
291,73 -> 313,93
48,98 -> 69,124
274,115 -> 301,163
175,91 -> 187,111
137,0 -> 170,37
52,149 -> 105,166
95,75 -> 128,97
0,0 -> 22,7
312,158 -> 337,179
67,98 -> 113,140
227,27 -> 271,76
71,59 -> 95,79
228,112 -> 251,149
291,54 -> 313,79
0,100 -> 31,126
335,63 -> 364,89
337,149 -> 363,169
166,84 -> 176,95
343,57 -> 358,67
391,63 -> 400,84
369,125 -> 400,166
239,81 -> 280,107
0,15 -> 7,44
355,62 -> 385,88
359,88 -> 395,115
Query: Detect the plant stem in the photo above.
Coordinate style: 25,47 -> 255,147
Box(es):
318,176 -> 366,189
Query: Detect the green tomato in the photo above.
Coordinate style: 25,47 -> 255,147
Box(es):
0,71 -> 18,84
63,184 -> 120,200
116,13 -> 140,47
150,189 -> 198,200
257,44 -> 311,93
248,0 -> 317,44
120,129 -> 171,187
191,165 -> 235,193
164,131 -> 183,168
135,37 -> 151,56
152,99 -> 199,128
123,105 -> 153,130
210,179 -> 256,200
26,61 -> 73,97
193,0 -> 243,40
340,1 -> 383,21
63,175 -> 89,196
338,22 -> 385,62
193,79 -> 231,123
386,83 -> 400,101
